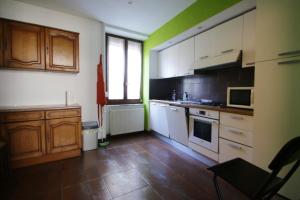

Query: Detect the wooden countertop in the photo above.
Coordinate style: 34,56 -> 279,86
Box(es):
150,100 -> 253,116
0,104 -> 81,113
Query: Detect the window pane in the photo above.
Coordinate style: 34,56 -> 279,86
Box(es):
127,41 -> 142,99
108,36 -> 125,99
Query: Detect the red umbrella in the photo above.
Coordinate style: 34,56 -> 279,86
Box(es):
97,54 -> 106,127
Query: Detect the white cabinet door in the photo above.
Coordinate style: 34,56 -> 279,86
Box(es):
212,15 -> 243,56
256,0 -> 300,62
150,103 -> 169,137
194,31 -> 214,69
166,106 -> 188,146
242,10 -> 256,68
158,45 -> 179,78
178,37 -> 195,76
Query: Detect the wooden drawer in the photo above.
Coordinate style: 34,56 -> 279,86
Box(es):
1,111 -> 44,123
220,112 -> 253,131
219,138 -> 253,163
220,125 -> 253,147
45,109 -> 81,119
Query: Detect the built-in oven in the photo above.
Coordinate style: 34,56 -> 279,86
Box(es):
189,108 -> 219,153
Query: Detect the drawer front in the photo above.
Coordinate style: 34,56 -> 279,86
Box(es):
219,125 -> 253,147
219,138 -> 253,163
1,111 -> 44,123
220,112 -> 253,131
46,109 -> 81,119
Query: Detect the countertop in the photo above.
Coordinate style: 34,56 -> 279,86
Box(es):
0,104 -> 81,113
150,99 -> 253,116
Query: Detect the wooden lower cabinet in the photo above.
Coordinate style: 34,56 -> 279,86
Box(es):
0,106 -> 82,168
46,117 -> 81,154
6,120 -> 46,161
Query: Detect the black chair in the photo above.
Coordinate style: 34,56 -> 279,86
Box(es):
208,137 -> 300,200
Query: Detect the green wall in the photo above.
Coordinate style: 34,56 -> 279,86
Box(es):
142,0 -> 241,129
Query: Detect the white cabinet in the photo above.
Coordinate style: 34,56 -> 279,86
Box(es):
194,15 -> 243,70
194,31 -> 214,69
178,37 -> 195,76
212,15 -> 243,57
158,38 -> 194,78
256,0 -> 300,62
219,138 -> 253,163
242,10 -> 256,68
166,106 -> 189,146
150,102 -> 169,137
219,112 -> 254,163
158,44 -> 179,78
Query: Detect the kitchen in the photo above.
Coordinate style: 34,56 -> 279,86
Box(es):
0,0 -> 299,199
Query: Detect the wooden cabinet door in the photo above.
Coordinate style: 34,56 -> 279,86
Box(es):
46,28 -> 79,72
0,19 -> 3,67
46,117 -> 81,154
4,21 -> 45,70
5,120 -> 46,161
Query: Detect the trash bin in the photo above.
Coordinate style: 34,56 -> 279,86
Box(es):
82,121 -> 98,151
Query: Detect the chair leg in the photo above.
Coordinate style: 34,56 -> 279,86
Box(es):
213,174 -> 223,200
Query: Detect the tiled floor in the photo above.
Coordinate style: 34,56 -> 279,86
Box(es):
2,132 -> 284,200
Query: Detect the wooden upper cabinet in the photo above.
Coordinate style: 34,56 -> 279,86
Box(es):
4,21 -> 45,70
46,28 -> 79,72
0,19 -> 3,67
46,117 -> 81,154
5,120 -> 46,161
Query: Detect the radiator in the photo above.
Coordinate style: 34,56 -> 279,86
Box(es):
109,105 -> 144,135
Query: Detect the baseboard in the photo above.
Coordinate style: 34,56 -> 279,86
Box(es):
11,149 -> 81,169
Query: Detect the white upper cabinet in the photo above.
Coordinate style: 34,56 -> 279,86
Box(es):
212,15 -> 243,57
178,37 -> 195,76
256,0 -> 300,62
242,10 -> 256,68
194,30 -> 214,69
158,44 -> 179,78
158,38 -> 194,78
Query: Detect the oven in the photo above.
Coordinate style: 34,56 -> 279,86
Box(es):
189,108 -> 219,153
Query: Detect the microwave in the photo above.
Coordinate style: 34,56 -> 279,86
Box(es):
227,87 -> 254,109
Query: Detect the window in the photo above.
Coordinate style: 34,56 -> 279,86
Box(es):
106,34 -> 143,104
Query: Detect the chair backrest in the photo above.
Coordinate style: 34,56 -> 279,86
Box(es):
254,137 -> 300,199
268,136 -> 300,171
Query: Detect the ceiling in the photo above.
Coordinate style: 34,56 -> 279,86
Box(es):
16,0 -> 196,36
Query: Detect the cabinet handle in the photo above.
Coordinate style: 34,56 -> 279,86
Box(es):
160,105 -> 168,107
221,49 -> 234,54
278,50 -> 300,57
246,62 -> 255,66
278,59 -> 300,65
231,116 -> 244,120
46,46 -> 49,54
229,129 -> 243,135
200,55 -> 209,59
229,143 -> 244,150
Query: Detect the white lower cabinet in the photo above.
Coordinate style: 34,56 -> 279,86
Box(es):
219,138 -> 253,163
150,102 -> 169,137
166,106 -> 189,146
219,112 -> 254,163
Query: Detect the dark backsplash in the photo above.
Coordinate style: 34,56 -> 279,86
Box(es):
150,66 -> 254,104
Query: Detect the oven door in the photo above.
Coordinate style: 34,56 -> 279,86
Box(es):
189,115 -> 219,152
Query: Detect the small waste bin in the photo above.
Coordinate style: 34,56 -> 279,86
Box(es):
82,121 -> 98,151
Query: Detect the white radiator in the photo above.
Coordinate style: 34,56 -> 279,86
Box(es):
109,104 -> 144,135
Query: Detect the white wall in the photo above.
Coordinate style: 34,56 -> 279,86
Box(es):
0,0 -> 104,122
